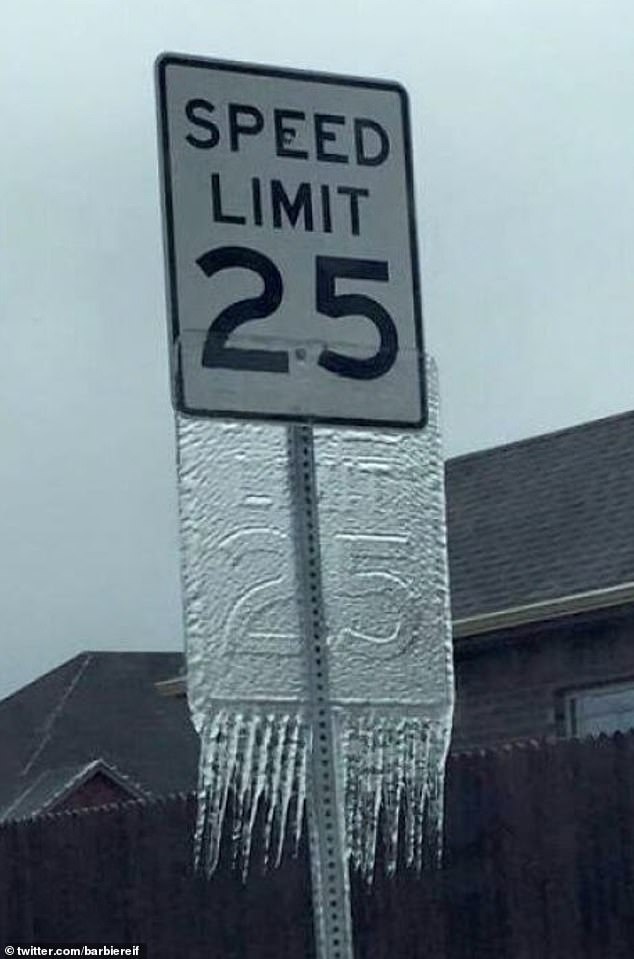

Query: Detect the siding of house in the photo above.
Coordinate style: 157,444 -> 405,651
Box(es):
451,603 -> 634,750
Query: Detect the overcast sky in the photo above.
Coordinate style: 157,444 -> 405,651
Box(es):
1,0 -> 633,699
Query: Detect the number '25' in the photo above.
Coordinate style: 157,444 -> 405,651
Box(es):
196,246 -> 399,380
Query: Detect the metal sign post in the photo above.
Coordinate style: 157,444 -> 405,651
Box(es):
288,424 -> 353,959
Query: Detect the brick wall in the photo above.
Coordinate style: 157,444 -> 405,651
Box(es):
451,602 -> 634,750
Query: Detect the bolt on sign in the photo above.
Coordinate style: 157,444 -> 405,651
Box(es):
156,53 -> 426,429
156,53 -> 453,959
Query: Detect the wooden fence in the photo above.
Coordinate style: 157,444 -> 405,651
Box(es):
2,732 -> 634,958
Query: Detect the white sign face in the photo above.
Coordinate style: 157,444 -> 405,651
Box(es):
156,54 -> 426,429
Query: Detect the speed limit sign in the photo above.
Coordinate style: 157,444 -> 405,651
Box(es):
156,53 -> 426,429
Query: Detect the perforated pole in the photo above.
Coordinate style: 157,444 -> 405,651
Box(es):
287,424 -> 354,959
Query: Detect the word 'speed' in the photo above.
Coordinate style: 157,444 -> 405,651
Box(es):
184,99 -> 391,167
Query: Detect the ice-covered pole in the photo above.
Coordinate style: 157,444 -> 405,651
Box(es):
287,423 -> 353,959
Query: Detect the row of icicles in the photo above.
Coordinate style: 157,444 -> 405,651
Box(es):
195,709 -> 449,882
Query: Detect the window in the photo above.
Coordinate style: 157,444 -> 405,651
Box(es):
564,680 -> 634,737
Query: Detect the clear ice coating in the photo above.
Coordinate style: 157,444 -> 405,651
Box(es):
176,361 -> 454,881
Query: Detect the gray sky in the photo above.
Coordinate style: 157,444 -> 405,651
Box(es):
1,0 -> 633,700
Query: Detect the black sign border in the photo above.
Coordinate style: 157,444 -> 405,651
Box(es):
156,52 -> 427,430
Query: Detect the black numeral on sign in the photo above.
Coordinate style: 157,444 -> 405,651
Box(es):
197,246 -> 398,379
198,246 -> 288,373
315,256 -> 398,380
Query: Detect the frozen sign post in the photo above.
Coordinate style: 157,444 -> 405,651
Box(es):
156,53 -> 454,959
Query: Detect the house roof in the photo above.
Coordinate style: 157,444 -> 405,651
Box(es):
446,409 -> 634,622
0,652 -> 197,821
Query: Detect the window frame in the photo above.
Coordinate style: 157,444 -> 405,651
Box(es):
559,676 -> 634,737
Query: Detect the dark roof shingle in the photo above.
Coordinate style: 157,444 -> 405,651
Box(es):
446,409 -> 634,620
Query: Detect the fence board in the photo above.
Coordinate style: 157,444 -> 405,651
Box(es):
2,733 -> 634,957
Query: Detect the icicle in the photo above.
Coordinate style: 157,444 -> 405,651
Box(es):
347,714 -> 367,874
382,719 -> 406,875
231,713 -> 259,870
194,711 -> 224,874
362,723 -> 384,882
415,725 -> 432,872
240,714 -> 274,880
424,719 -> 452,868
408,723 -> 419,868
293,722 -> 309,855
262,713 -> 289,868
274,712 -> 302,868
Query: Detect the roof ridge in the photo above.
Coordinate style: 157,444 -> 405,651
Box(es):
75,650 -> 184,658
0,652 -> 92,709
20,654 -> 94,777
0,769 -> 48,821
0,651 -> 186,707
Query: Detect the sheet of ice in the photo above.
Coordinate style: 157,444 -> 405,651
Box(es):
176,362 -> 454,880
